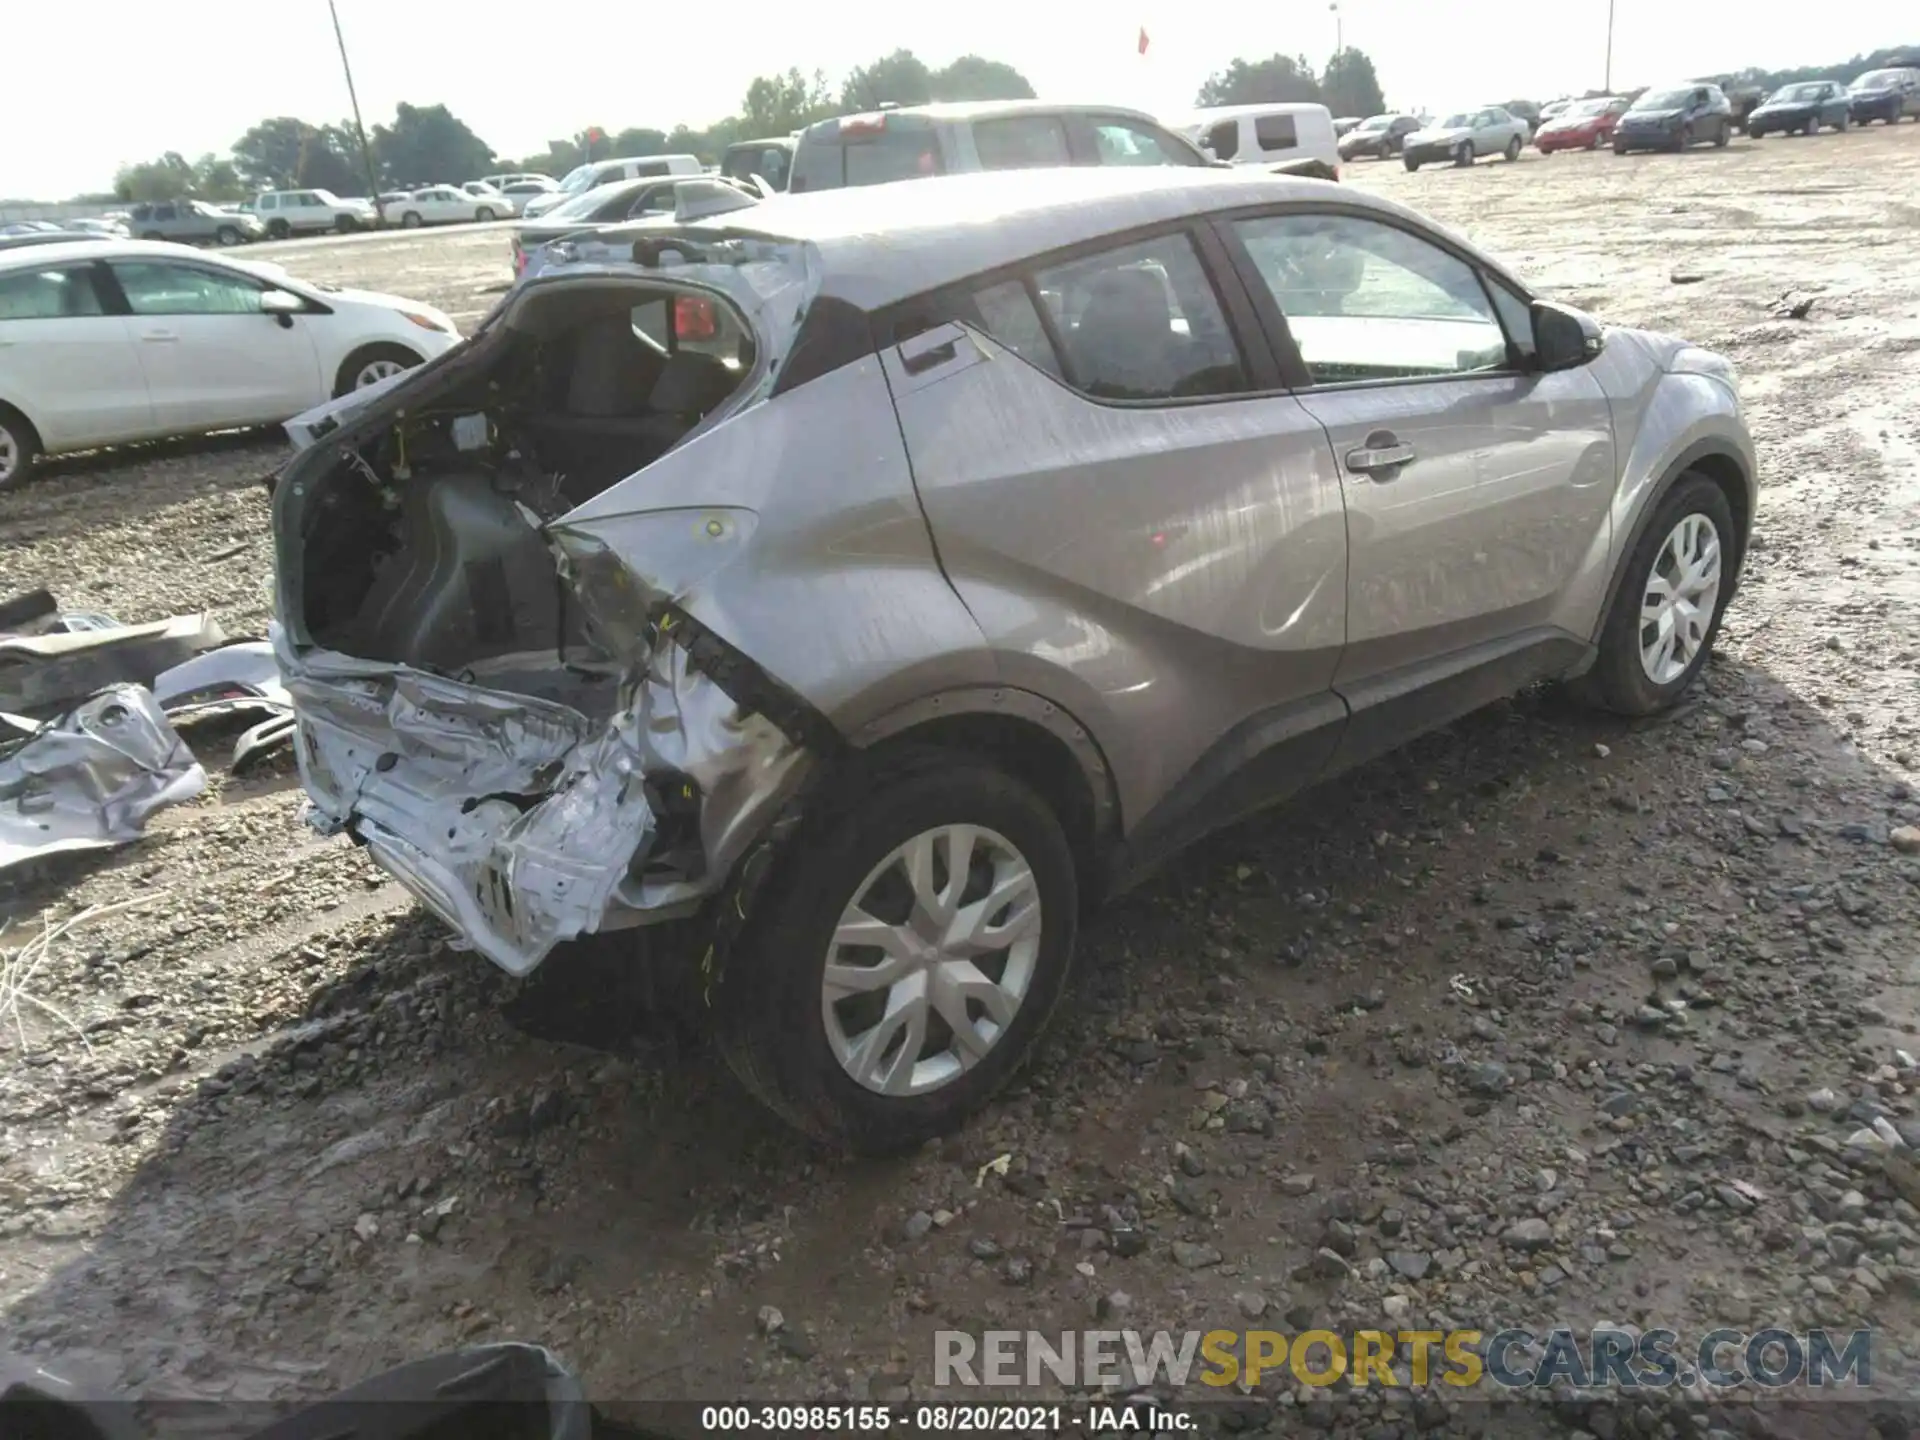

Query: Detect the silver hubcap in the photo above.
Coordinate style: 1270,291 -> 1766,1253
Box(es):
355,359 -> 406,389
0,425 -> 16,482
1639,513 -> 1723,685
822,824 -> 1043,1097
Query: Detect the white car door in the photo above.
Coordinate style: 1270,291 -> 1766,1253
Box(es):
0,260 -> 153,448
107,257 -> 323,432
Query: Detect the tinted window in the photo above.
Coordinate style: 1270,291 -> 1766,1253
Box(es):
152,204 -> 177,221
791,122 -> 942,191
1203,120 -> 1240,160
111,261 -> 266,316
970,279 -> 1063,378
1253,114 -> 1299,150
130,205 -> 152,222
1033,232 -> 1248,400
1088,118 -> 1201,166
1232,213 -> 1508,384
972,115 -> 1071,170
0,266 -> 105,320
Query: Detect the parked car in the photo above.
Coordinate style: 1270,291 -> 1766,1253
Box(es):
499,180 -> 557,206
1746,81 -> 1853,137
1332,116 -> 1362,136
461,181 -> 521,216
0,222 -> 66,237
1336,113 -> 1423,160
1612,84 -> 1734,152
1504,100 -> 1543,130
1537,98 -> 1574,125
1847,66 -> 1920,124
520,156 -> 705,218
1534,96 -> 1631,152
507,176 -> 760,278
268,164 -> 1754,1151
126,199 -> 265,246
64,217 -> 131,239
0,240 -> 459,488
0,231 -> 116,255
1180,103 -> 1341,179
481,172 -> 555,191
388,186 -> 508,228
1401,107 -> 1530,168
254,189 -> 380,238
721,137 -> 797,192
790,102 -> 1210,192
1719,83 -> 1766,131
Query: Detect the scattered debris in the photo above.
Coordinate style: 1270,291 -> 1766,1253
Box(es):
0,594 -> 226,719
1771,289 -> 1816,320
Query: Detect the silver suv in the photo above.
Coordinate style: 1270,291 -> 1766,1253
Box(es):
789,101 -> 1210,191
272,167 -> 1754,1152
126,200 -> 265,246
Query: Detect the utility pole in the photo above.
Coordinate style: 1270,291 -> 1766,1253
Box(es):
327,0 -> 383,224
1604,0 -> 1616,92
1330,1 -> 1342,56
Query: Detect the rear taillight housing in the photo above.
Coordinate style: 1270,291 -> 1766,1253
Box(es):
675,295 -> 716,341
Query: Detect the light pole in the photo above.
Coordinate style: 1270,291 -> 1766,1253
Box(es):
1330,1 -> 1342,56
1604,0 -> 1616,92
326,0 -> 383,222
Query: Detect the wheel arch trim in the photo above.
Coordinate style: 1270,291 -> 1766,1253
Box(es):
1593,435 -> 1754,643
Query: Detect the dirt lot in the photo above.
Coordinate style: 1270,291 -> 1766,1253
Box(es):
4,128 -> 1920,1434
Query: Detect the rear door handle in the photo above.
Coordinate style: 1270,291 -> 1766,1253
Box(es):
1345,435 -> 1416,476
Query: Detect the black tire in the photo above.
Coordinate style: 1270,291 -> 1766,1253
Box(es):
711,747 -> 1080,1155
335,215 -> 359,234
401,211 -> 422,229
215,225 -> 241,246
267,218 -> 290,239
1504,135 -> 1522,161
475,206 -> 496,222
1453,142 -> 1473,167
0,403 -> 42,492
1838,113 -> 1850,131
332,342 -> 423,398
1572,473 -> 1738,717
1404,156 -> 1420,172
1716,121 -> 1731,146
1676,124 -> 1693,150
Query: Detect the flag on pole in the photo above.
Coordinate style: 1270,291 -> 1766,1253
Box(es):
1138,25 -> 1150,55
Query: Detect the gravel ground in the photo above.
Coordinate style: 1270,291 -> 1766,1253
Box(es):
4,129 -> 1920,1436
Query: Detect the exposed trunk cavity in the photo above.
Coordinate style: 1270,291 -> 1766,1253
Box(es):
276,276 -> 813,975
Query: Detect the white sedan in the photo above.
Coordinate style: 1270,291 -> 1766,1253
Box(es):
0,240 -> 460,488
389,186 -> 509,227
460,181 -> 521,217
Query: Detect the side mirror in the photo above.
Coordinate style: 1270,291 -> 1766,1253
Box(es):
1530,299 -> 1604,372
260,289 -> 303,327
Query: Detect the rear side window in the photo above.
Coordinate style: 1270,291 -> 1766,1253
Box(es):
1088,118 -> 1203,167
970,280 -> 1062,377
1253,114 -> 1299,150
972,115 -> 1071,170
1203,121 -> 1239,161
0,266 -> 105,320
791,121 -> 942,191
1034,232 -> 1249,400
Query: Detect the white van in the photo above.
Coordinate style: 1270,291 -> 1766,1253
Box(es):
521,154 -> 704,218
1175,104 -> 1341,180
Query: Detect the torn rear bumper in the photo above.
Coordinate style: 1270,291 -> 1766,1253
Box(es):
277,625 -> 810,977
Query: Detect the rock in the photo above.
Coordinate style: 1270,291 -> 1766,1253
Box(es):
1383,1294 -> 1411,1321
352,1213 -> 379,1242
1891,826 -> 1920,855
1235,1292 -> 1268,1319
1111,1230 -> 1148,1259
1503,1219 -> 1554,1253
1171,1241 -> 1223,1270
1002,1256 -> 1035,1286
1600,1091 -> 1640,1118
1100,1290 -> 1133,1319
1807,1087 -> 1839,1114
903,1210 -> 935,1242
1175,1143 -> 1206,1177
1388,1250 -> 1432,1281
1715,1185 -> 1756,1215
967,1237 -> 1003,1262
1650,957 -> 1679,981
1280,1173 -> 1316,1196
1323,1219 -> 1359,1257
1464,1061 -> 1510,1097
756,1305 -> 784,1335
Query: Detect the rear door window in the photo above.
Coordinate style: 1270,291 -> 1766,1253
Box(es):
1253,114 -> 1299,151
792,120 -> 943,190
0,265 -> 106,320
972,115 -> 1071,170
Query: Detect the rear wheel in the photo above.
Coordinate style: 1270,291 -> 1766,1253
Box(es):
1504,135 -> 1522,161
475,206 -> 496,222
712,748 -> 1079,1154
267,218 -> 290,239
1716,120 -> 1731,146
1571,474 -> 1737,716
1453,142 -> 1473,167
400,211 -> 422,229
0,404 -> 42,491
215,225 -> 241,246
1677,124 -> 1694,150
1404,156 -> 1421,171
332,343 -> 422,398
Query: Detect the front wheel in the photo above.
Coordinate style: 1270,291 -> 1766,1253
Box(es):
1453,142 -> 1473,167
1503,135 -> 1522,161
712,748 -> 1080,1154
1676,124 -> 1694,150
332,343 -> 422,398
0,403 -> 42,491
267,218 -> 290,239
400,211 -> 422,229
1716,121 -> 1731,146
1571,474 -> 1737,716
215,225 -> 241,246
1404,156 -> 1421,172
475,206 -> 496,222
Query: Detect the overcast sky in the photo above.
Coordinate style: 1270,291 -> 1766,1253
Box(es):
5,0 -> 1913,199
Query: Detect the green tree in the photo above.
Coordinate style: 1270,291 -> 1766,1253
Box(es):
841,49 -> 934,110
1195,54 -> 1323,107
611,126 -> 668,156
230,118 -> 362,194
741,68 -> 835,137
930,55 -> 1035,101
192,154 -> 245,201
113,152 -> 196,202
371,103 -> 495,187
1321,48 -> 1386,118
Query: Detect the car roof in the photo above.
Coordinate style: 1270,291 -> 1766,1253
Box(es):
806,100 -> 1167,133
0,237 -> 225,271
1185,102 -> 1334,119
664,165 -> 1493,312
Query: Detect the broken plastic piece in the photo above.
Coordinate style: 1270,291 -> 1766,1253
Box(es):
0,685 -> 207,872
0,612 -> 228,719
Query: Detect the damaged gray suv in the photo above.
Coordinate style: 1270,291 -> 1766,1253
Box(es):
271,167 -> 1755,1152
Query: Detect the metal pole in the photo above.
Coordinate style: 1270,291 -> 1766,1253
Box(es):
327,0 -> 383,225
1604,0 -> 1615,92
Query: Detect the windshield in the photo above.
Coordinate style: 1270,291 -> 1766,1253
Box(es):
1772,83 -> 1826,102
311,190 -> 342,204
1853,70 -> 1903,90
545,183 -> 640,220
1437,113 -> 1473,128
1569,98 -> 1613,117
1357,115 -> 1391,130
1633,88 -> 1697,110
555,165 -> 598,195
